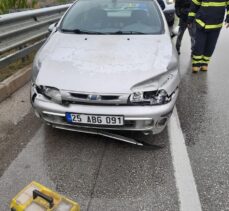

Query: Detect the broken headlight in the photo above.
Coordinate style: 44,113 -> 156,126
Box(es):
41,86 -> 62,104
129,89 -> 171,105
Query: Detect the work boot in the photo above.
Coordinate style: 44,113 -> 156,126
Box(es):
201,66 -> 208,72
192,66 -> 199,73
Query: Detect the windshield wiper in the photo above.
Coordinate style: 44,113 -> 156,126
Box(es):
111,30 -> 146,35
61,29 -> 148,35
61,28 -> 104,34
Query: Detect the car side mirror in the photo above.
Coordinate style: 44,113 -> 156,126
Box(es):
157,0 -> 166,10
48,23 -> 57,32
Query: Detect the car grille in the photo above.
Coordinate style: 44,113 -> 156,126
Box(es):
61,91 -> 129,105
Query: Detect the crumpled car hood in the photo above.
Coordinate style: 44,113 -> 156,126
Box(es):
36,32 -> 175,94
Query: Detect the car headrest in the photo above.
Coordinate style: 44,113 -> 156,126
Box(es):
88,7 -> 107,20
131,10 -> 149,23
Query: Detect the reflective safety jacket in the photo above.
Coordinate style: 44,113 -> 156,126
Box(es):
188,0 -> 229,30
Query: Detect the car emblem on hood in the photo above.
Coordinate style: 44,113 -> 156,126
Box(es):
88,95 -> 101,101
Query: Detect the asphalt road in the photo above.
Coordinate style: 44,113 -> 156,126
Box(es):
177,27 -> 229,211
0,27 -> 229,211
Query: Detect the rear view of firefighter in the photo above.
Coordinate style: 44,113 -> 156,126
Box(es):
175,0 -> 195,55
188,0 -> 229,73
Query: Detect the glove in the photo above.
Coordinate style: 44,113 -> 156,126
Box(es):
187,16 -> 194,25
175,8 -> 181,18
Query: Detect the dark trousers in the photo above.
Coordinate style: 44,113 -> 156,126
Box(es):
192,27 -> 221,67
176,18 -> 196,52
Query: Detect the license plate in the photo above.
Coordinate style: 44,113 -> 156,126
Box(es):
66,113 -> 124,126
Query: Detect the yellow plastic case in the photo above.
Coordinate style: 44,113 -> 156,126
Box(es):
10,181 -> 80,211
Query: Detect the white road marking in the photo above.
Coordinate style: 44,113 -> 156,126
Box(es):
168,107 -> 202,211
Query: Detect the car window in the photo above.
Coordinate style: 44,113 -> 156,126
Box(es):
60,0 -> 164,34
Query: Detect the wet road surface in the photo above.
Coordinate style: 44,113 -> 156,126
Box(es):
177,27 -> 229,211
0,27 -> 229,211
0,111 -> 178,210
0,86 -> 179,210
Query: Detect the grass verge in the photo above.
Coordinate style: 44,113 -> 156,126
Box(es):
0,52 -> 35,82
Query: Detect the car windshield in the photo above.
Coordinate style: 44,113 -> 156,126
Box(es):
60,0 -> 163,34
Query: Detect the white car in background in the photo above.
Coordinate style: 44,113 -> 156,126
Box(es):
163,0 -> 175,26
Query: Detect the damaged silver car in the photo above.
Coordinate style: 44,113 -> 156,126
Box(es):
31,0 -> 180,144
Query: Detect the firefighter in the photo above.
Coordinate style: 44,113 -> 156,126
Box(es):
175,0 -> 195,55
188,0 -> 229,73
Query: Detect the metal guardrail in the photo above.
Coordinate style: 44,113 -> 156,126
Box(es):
0,4 -> 71,24
0,4 -> 71,71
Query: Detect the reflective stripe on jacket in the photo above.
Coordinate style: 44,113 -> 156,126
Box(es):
188,0 -> 229,30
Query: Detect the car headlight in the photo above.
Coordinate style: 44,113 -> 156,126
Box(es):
129,89 -> 171,105
41,86 -> 62,104
166,0 -> 174,4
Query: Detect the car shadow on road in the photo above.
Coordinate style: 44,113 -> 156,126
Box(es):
43,125 -> 169,150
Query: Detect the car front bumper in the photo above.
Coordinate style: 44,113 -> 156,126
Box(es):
31,88 -> 178,134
